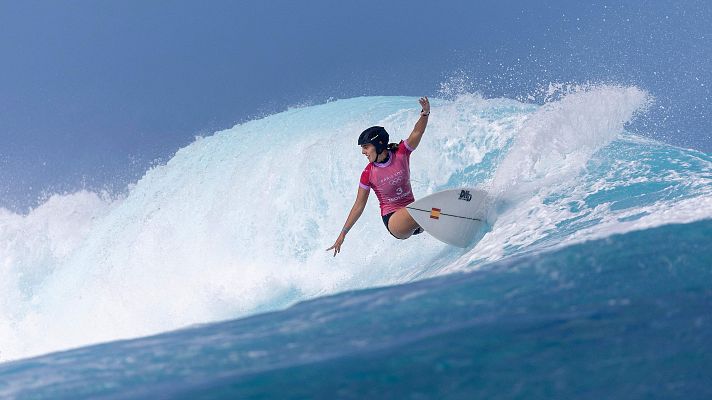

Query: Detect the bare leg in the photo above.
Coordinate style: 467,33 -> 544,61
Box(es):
387,208 -> 422,239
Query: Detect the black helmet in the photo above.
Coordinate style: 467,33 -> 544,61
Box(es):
358,126 -> 389,154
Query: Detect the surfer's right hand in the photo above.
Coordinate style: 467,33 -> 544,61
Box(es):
326,233 -> 346,257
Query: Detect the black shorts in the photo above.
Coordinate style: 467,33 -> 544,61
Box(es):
382,211 -> 424,239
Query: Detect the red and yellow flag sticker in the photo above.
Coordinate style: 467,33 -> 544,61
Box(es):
430,207 -> 441,219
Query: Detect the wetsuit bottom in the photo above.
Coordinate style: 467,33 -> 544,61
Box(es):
382,211 -> 424,239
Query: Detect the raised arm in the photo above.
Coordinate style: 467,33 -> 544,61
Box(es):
406,97 -> 430,150
326,187 -> 370,257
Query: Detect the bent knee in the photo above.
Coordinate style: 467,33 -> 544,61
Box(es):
390,229 -> 413,240
388,212 -> 420,239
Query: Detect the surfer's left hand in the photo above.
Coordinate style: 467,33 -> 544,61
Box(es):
419,96 -> 430,115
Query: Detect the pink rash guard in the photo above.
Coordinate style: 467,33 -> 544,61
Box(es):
359,139 -> 416,216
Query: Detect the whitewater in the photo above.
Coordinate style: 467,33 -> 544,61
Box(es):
0,84 -> 710,370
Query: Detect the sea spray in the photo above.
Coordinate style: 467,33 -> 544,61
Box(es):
1,87 -> 707,362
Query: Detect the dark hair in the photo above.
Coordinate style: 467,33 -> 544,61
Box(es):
386,142 -> 399,151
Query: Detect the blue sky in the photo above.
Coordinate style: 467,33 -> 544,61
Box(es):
1,0 -> 709,211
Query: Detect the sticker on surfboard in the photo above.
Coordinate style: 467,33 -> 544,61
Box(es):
406,188 -> 490,248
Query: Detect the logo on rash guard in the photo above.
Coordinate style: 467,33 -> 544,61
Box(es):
379,170 -> 404,185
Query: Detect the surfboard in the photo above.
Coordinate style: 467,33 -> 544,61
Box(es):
406,188 -> 490,248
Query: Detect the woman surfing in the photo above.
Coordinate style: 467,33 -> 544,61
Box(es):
327,97 -> 430,257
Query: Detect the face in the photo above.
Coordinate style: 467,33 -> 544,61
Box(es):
361,144 -> 377,163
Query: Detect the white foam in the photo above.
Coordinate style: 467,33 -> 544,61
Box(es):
1,87 -> 708,362
492,85 -> 650,198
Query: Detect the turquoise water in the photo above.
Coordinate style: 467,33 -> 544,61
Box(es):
0,221 -> 709,399
0,88 -> 710,397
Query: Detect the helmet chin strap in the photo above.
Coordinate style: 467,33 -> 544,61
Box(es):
375,149 -> 389,164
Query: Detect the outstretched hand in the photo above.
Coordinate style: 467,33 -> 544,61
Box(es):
419,96 -> 430,115
326,232 -> 346,257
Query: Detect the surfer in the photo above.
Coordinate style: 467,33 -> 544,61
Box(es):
327,97 -> 430,256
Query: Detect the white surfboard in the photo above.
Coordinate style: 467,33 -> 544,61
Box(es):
406,188 -> 491,248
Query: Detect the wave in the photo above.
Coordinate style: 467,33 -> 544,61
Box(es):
1,85 -> 710,362
2,219 -> 710,398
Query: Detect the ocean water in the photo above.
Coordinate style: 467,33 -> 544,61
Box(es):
1,221 -> 709,399
1,86 -> 711,398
